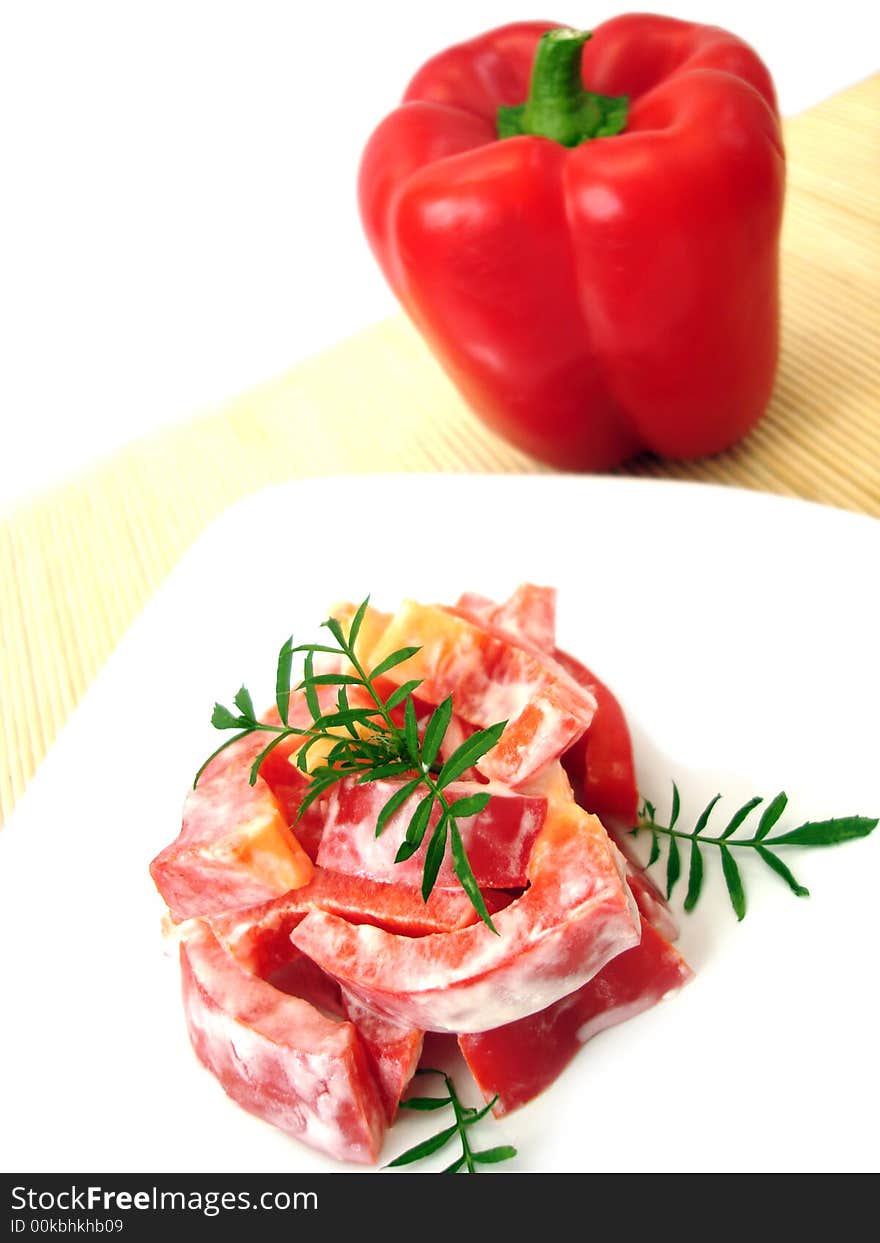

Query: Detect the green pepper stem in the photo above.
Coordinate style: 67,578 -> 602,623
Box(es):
496,28 -> 628,147
525,29 -> 593,146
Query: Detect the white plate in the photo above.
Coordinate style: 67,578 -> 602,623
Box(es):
1,475 -> 877,1174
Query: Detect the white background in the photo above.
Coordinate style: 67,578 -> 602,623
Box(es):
1,0 -> 877,508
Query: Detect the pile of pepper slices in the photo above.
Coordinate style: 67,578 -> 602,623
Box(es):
151,585 -> 692,1164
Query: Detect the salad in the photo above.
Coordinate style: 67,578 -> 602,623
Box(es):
148,584 -> 873,1170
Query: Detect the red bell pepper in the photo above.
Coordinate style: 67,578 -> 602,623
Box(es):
359,14 -> 784,469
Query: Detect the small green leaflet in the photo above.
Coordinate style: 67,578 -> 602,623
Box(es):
346,595 -> 370,651
683,838 -> 703,912
756,791 -> 787,839
233,685 -> 255,720
754,845 -> 810,898
470,1145 -> 518,1164
669,783 -> 680,828
386,1123 -> 458,1166
370,646 -> 422,680
374,777 -> 422,838
194,597 -> 508,928
402,696 -> 420,764
211,703 -> 243,730
450,819 -> 497,933
768,818 -> 878,846
448,792 -> 491,819
722,795 -> 762,839
395,793 -> 434,862
388,1070 -> 516,1173
302,649 -> 319,720
386,680 -> 423,710
719,844 -> 746,921
421,812 -> 449,901
665,835 -> 680,900
275,637 -> 294,726
635,786 -> 877,921
422,697 -> 453,770
437,721 -> 507,789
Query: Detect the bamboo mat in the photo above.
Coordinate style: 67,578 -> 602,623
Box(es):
1,76 -> 878,826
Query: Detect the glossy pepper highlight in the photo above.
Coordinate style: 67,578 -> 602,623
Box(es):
358,15 -> 785,470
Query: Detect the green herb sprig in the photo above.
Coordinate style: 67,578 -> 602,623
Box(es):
387,1070 -> 516,1173
634,784 -> 877,921
195,598 -> 507,930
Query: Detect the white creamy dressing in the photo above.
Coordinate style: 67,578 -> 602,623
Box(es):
473,676 -> 543,722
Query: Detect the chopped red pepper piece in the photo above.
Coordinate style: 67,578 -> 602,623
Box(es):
555,648 -> 640,826
180,924 -> 386,1164
340,988 -> 424,1124
459,920 -> 692,1114
454,584 -> 557,655
316,776 -> 546,890
150,732 -> 313,923
291,800 -> 639,1033
366,600 -> 595,786
209,865 -> 483,979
